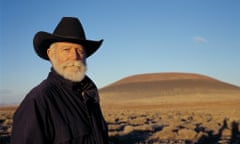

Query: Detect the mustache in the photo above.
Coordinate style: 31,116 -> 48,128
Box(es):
61,61 -> 85,68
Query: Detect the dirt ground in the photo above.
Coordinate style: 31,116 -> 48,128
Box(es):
100,92 -> 240,144
1,93 -> 239,144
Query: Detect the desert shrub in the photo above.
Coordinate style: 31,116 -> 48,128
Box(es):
134,124 -> 154,132
148,126 -> 177,140
127,116 -> 147,126
108,124 -> 124,132
122,125 -> 134,135
176,129 -> 197,140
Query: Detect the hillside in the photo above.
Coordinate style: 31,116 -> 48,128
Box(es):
99,72 -> 240,100
99,72 -> 240,143
1,73 -> 240,143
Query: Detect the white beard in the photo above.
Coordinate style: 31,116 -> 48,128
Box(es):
52,60 -> 87,82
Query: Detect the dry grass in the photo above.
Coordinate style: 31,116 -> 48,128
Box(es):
1,73 -> 240,143
100,92 -> 240,143
0,106 -> 16,144
0,92 -> 239,144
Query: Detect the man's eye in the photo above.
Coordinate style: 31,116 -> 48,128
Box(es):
78,51 -> 85,55
63,48 -> 70,51
77,49 -> 85,55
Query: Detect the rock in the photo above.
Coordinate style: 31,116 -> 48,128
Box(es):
177,128 -> 197,140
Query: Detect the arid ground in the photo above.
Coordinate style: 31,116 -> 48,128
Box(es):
1,73 -> 240,144
100,73 -> 240,144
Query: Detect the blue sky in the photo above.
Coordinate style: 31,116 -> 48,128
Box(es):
1,0 -> 240,104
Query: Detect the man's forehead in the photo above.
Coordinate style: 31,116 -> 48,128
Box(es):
55,42 -> 84,48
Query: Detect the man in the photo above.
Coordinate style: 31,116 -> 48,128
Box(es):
11,17 -> 108,144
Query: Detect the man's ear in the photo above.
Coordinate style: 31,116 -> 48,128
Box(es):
47,48 -> 54,61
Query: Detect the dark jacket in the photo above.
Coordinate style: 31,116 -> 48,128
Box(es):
11,69 -> 108,144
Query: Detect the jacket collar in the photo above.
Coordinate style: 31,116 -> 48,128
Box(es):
48,68 -> 99,103
48,68 -> 95,92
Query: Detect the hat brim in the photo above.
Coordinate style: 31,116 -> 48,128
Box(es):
33,31 -> 103,60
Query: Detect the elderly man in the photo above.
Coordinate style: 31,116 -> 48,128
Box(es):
11,17 -> 108,144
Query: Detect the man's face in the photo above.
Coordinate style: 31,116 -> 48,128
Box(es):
47,42 -> 87,82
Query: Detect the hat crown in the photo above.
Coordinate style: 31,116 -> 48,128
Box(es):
33,17 -> 103,60
53,17 -> 86,40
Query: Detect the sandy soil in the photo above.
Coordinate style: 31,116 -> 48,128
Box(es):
99,73 -> 240,143
100,92 -> 240,143
1,73 -> 240,144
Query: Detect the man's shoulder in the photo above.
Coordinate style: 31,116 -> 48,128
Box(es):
21,79 -> 57,105
31,79 -> 56,94
14,79 -> 55,116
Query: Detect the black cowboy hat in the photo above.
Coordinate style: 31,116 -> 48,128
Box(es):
33,17 -> 103,60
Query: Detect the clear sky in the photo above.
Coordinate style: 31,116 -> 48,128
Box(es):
1,0 -> 240,104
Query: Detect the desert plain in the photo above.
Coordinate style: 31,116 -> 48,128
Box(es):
100,73 -> 240,144
1,72 -> 240,144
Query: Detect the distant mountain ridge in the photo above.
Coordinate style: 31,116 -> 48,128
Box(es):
99,72 -> 240,99
105,72 -> 223,86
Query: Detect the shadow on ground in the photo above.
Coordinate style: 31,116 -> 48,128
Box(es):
109,120 -> 240,144
1,119 -> 240,144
